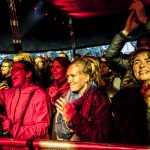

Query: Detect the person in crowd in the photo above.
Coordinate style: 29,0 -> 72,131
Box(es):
0,60 -> 50,139
54,56 -> 112,142
105,0 -> 150,79
137,32 -> 150,49
112,47 -> 150,145
0,59 -> 14,135
58,52 -> 69,59
12,51 -> 34,64
99,56 -> 121,100
72,53 -> 81,61
34,56 -> 52,90
12,52 -> 52,89
0,59 -> 13,89
47,57 -> 71,105
46,57 -> 71,139
34,56 -> 45,70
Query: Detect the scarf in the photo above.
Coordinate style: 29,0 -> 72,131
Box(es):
55,82 -> 97,140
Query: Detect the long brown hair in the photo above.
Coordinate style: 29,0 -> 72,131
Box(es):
121,49 -> 150,88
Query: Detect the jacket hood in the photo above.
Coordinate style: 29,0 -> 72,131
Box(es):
19,84 -> 41,94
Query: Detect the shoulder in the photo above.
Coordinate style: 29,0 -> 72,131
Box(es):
2,87 -> 17,95
29,85 -> 49,102
93,87 -> 110,105
34,86 -> 48,97
112,87 -> 142,102
112,87 -> 145,112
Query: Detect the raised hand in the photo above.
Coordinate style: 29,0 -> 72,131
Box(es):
129,1 -> 148,24
122,11 -> 140,36
47,86 -> 60,105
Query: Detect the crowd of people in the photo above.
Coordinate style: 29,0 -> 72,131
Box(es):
0,0 -> 150,146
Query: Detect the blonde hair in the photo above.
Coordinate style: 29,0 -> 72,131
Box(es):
70,55 -> 102,87
13,51 -> 34,64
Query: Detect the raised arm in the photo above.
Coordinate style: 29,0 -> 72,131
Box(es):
105,11 -> 139,76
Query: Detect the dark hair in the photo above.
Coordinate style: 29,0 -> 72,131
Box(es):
137,33 -> 150,49
73,54 -> 81,61
121,49 -> 150,88
15,60 -> 36,83
52,57 -> 71,70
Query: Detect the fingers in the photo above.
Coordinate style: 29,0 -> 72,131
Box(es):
128,10 -> 135,19
0,86 -> 9,90
48,87 -> 58,94
55,97 -> 66,111
0,114 -> 7,120
129,1 -> 143,10
55,102 -> 64,111
2,119 -> 11,131
55,97 -> 68,115
56,97 -> 67,106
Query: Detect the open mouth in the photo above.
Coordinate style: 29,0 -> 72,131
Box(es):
139,71 -> 149,75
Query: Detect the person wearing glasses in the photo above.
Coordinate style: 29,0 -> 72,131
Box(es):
0,60 -> 50,139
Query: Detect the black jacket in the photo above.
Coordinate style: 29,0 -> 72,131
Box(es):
112,87 -> 150,145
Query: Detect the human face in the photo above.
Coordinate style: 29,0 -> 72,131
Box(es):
35,57 -> 44,70
137,36 -> 150,49
1,62 -> 11,77
10,62 -> 27,88
133,51 -> 150,83
67,64 -> 89,96
100,62 -> 109,76
50,60 -> 66,81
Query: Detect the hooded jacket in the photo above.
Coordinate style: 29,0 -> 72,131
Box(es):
0,84 -> 50,139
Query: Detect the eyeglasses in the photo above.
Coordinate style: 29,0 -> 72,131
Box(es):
11,67 -> 25,72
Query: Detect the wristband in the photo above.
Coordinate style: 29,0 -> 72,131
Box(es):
141,16 -> 149,24
121,30 -> 129,36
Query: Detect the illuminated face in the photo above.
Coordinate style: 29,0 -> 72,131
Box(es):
1,62 -> 11,77
67,64 -> 89,96
50,60 -> 66,81
35,57 -> 44,70
133,51 -> 150,83
10,62 -> 27,88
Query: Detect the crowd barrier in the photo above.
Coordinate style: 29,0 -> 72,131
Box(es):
0,138 -> 149,150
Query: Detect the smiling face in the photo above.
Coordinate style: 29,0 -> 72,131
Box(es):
133,51 -> 150,84
50,60 -> 66,81
10,62 -> 30,88
67,64 -> 89,96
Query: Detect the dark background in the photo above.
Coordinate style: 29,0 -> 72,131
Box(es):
0,0 -> 150,53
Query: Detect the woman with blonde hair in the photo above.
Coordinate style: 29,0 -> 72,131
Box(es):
53,55 -> 112,142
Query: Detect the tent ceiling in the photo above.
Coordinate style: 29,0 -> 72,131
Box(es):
1,0 -> 150,53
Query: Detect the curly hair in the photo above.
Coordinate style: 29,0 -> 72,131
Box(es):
121,49 -> 150,88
